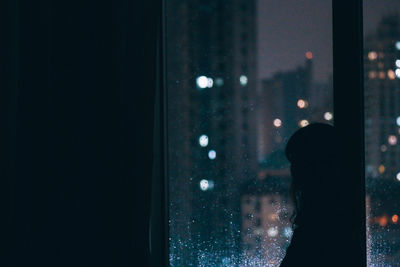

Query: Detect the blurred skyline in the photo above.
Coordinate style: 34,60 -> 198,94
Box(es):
258,0 -> 400,83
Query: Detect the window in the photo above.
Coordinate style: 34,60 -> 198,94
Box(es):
166,1 -> 336,266
364,1 -> 400,265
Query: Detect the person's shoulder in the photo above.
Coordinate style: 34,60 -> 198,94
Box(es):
279,227 -> 305,267
280,226 -> 326,267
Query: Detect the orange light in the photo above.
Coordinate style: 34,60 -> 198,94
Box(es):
379,216 -> 388,227
297,99 -> 308,109
379,164 -> 385,174
305,51 -> 313,60
392,214 -> 399,223
388,70 -> 396,80
368,71 -> 377,79
268,213 -> 278,222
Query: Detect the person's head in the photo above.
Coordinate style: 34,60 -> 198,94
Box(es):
285,123 -> 338,226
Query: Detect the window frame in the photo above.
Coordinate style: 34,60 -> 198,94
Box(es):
153,0 -> 367,266
332,1 -> 366,265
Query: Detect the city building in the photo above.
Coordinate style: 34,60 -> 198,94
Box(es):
253,53 -> 333,265
364,14 -> 400,265
257,55 -> 313,163
257,54 -> 334,165
364,14 -> 400,181
240,172 -> 292,266
166,1 -> 258,265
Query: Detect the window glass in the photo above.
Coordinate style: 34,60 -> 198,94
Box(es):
167,1 -> 333,265
364,1 -> 400,266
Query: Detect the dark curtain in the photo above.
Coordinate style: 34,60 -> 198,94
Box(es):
4,0 -> 160,266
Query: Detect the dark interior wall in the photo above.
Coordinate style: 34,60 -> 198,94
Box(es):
4,0 -> 159,266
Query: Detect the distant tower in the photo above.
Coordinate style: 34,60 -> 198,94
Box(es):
258,55 -> 313,163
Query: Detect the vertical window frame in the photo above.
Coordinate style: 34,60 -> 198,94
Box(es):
332,0 -> 366,266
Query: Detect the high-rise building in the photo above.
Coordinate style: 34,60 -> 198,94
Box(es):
257,56 -> 313,163
364,15 -> 400,265
166,1 -> 257,265
364,15 -> 400,181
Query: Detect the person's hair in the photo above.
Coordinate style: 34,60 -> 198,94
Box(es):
285,123 -> 337,227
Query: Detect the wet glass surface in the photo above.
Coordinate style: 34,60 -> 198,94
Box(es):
166,1 -> 333,265
364,1 -> 400,266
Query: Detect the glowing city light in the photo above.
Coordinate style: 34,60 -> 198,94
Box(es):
299,119 -> 309,128
199,179 -> 214,191
395,69 -> 400,78
368,71 -> 377,79
199,135 -> 209,147
368,51 -> 377,60
239,75 -> 248,86
305,51 -> 313,59
392,214 -> 399,223
379,164 -> 385,174
199,179 -> 209,191
297,99 -> 308,109
396,41 -> 400,50
396,116 -> 400,126
196,76 -> 209,89
324,112 -> 333,121
388,135 -> 397,145
268,213 -> 278,222
207,78 -> 214,88
378,216 -> 388,227
273,118 -> 282,128
388,70 -> 396,80
379,71 -> 385,79
396,60 -> 400,68
208,150 -> 216,160
397,172 -> 400,181
267,227 -> 279,237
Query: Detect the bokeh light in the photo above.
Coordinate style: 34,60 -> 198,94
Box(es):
324,112 -> 333,121
199,135 -> 209,147
299,119 -> 309,127
273,118 -> 282,128
208,150 -> 216,160
196,76 -> 208,89
297,99 -> 308,109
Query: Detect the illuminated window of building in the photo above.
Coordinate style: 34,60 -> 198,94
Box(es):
368,71 -> 377,79
368,51 -> 378,60
388,69 -> 396,80
388,135 -> 397,145
299,119 -> 309,128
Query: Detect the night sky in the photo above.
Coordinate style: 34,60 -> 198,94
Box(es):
257,0 -> 400,83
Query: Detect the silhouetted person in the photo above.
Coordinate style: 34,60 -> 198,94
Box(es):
280,123 -> 363,267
